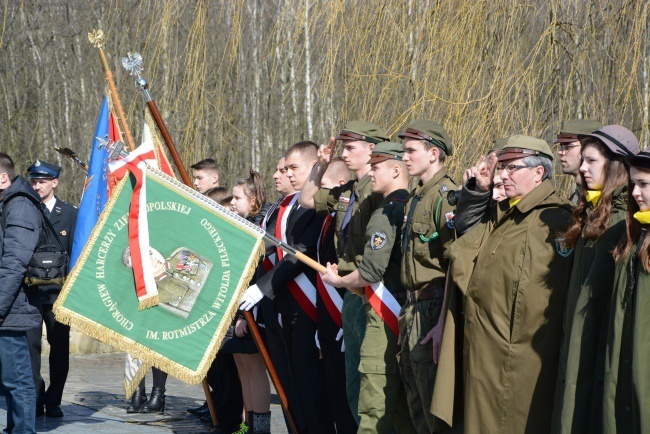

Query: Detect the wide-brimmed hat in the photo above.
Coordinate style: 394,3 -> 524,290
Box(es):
579,125 -> 639,157
626,148 -> 650,169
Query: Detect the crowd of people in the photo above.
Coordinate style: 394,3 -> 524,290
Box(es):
0,117 -> 648,434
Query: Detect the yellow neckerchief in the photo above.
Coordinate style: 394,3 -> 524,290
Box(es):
585,190 -> 602,207
509,198 -> 521,208
634,211 -> 650,224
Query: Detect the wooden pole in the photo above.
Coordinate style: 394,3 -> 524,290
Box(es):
133,70 -> 301,434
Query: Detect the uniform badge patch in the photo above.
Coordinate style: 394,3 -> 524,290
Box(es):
555,238 -> 573,257
339,197 -> 350,203
445,212 -> 455,229
371,232 -> 387,250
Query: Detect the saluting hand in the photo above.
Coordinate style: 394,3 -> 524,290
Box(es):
318,137 -> 336,164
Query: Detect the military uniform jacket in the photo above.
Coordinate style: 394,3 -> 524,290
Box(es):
463,179 -> 574,434
314,174 -> 383,276
604,240 -> 650,434
400,168 -> 457,292
552,187 -> 627,434
356,189 -> 408,296
40,196 -> 77,305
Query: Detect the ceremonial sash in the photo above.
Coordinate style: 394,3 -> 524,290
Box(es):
364,281 -> 401,336
109,142 -> 159,310
316,213 -> 343,328
265,193 -> 317,321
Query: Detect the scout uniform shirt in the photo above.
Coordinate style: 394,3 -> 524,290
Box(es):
401,167 -> 457,292
314,173 -> 383,275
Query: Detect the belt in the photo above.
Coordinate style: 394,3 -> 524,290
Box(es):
407,283 -> 444,303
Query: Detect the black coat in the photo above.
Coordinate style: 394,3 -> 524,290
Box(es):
0,176 -> 43,331
39,197 -> 77,304
256,199 -> 324,315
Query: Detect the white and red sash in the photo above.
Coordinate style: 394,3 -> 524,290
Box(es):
364,282 -> 401,336
108,134 -> 159,310
315,213 -> 343,328
263,193 -> 318,322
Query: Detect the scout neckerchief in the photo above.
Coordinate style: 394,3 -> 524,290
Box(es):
585,190 -> 602,207
108,141 -> 159,310
315,213 -> 343,329
262,192 -> 317,321
508,198 -> 521,208
634,211 -> 650,225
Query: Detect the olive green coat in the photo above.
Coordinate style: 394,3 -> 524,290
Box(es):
603,233 -> 650,434
463,180 -> 574,434
552,187 -> 627,434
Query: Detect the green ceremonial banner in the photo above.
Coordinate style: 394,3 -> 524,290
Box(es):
54,168 -> 265,383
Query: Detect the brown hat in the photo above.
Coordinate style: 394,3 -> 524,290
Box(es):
398,119 -> 453,156
626,148 -> 650,169
368,142 -> 404,165
335,121 -> 389,144
497,134 -> 553,161
555,119 -> 604,143
579,125 -> 639,157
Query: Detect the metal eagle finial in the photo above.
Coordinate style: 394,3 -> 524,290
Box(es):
122,52 -> 144,78
88,29 -> 105,49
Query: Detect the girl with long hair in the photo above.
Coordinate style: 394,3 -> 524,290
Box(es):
224,169 -> 272,434
553,126 -> 638,433
605,148 -> 650,433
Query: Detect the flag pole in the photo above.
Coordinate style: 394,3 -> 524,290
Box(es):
88,30 -> 135,152
122,53 -> 301,434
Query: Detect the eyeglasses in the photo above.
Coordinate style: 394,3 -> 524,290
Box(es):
557,144 -> 580,153
496,163 -> 530,174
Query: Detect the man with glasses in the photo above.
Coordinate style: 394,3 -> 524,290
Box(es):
555,119 -> 604,204
460,135 -> 574,434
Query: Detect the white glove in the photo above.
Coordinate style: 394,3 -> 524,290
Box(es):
239,284 -> 264,311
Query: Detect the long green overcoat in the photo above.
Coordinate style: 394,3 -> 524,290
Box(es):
462,179 -> 574,434
603,229 -> 650,433
552,187 -> 627,434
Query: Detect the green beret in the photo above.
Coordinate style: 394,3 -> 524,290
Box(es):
398,119 -> 453,156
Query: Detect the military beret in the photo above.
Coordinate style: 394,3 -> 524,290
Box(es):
398,119 -> 453,156
579,125 -> 639,158
27,159 -> 61,179
497,135 -> 553,161
368,142 -> 404,165
555,119 -> 604,143
335,121 -> 389,144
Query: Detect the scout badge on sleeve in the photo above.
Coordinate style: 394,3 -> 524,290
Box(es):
372,231 -> 387,250
555,237 -> 574,257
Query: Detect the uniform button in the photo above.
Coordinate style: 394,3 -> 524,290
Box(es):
625,406 -> 631,411
624,359 -> 630,364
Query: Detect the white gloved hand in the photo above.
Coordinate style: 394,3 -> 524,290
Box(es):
239,284 -> 264,311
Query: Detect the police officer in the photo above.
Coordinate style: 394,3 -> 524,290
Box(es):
321,142 -> 416,434
26,159 -> 77,418
398,120 -> 457,433
555,119 -> 604,204
299,121 -> 388,421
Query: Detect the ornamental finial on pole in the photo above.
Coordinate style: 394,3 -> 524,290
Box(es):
88,29 -> 105,49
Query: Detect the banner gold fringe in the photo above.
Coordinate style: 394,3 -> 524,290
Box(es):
144,109 -> 176,178
124,359 -> 152,399
54,171 -> 267,384
138,295 -> 160,311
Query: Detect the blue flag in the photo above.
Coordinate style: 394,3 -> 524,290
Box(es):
69,97 -> 111,268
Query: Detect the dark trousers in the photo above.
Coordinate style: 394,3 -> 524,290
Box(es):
259,297 -> 306,434
26,303 -> 69,408
318,319 -> 358,434
206,351 -> 243,427
282,309 -> 334,434
0,331 -> 36,433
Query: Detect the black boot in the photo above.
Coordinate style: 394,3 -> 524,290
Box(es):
140,387 -> 165,414
126,387 -> 148,413
252,411 -> 271,434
